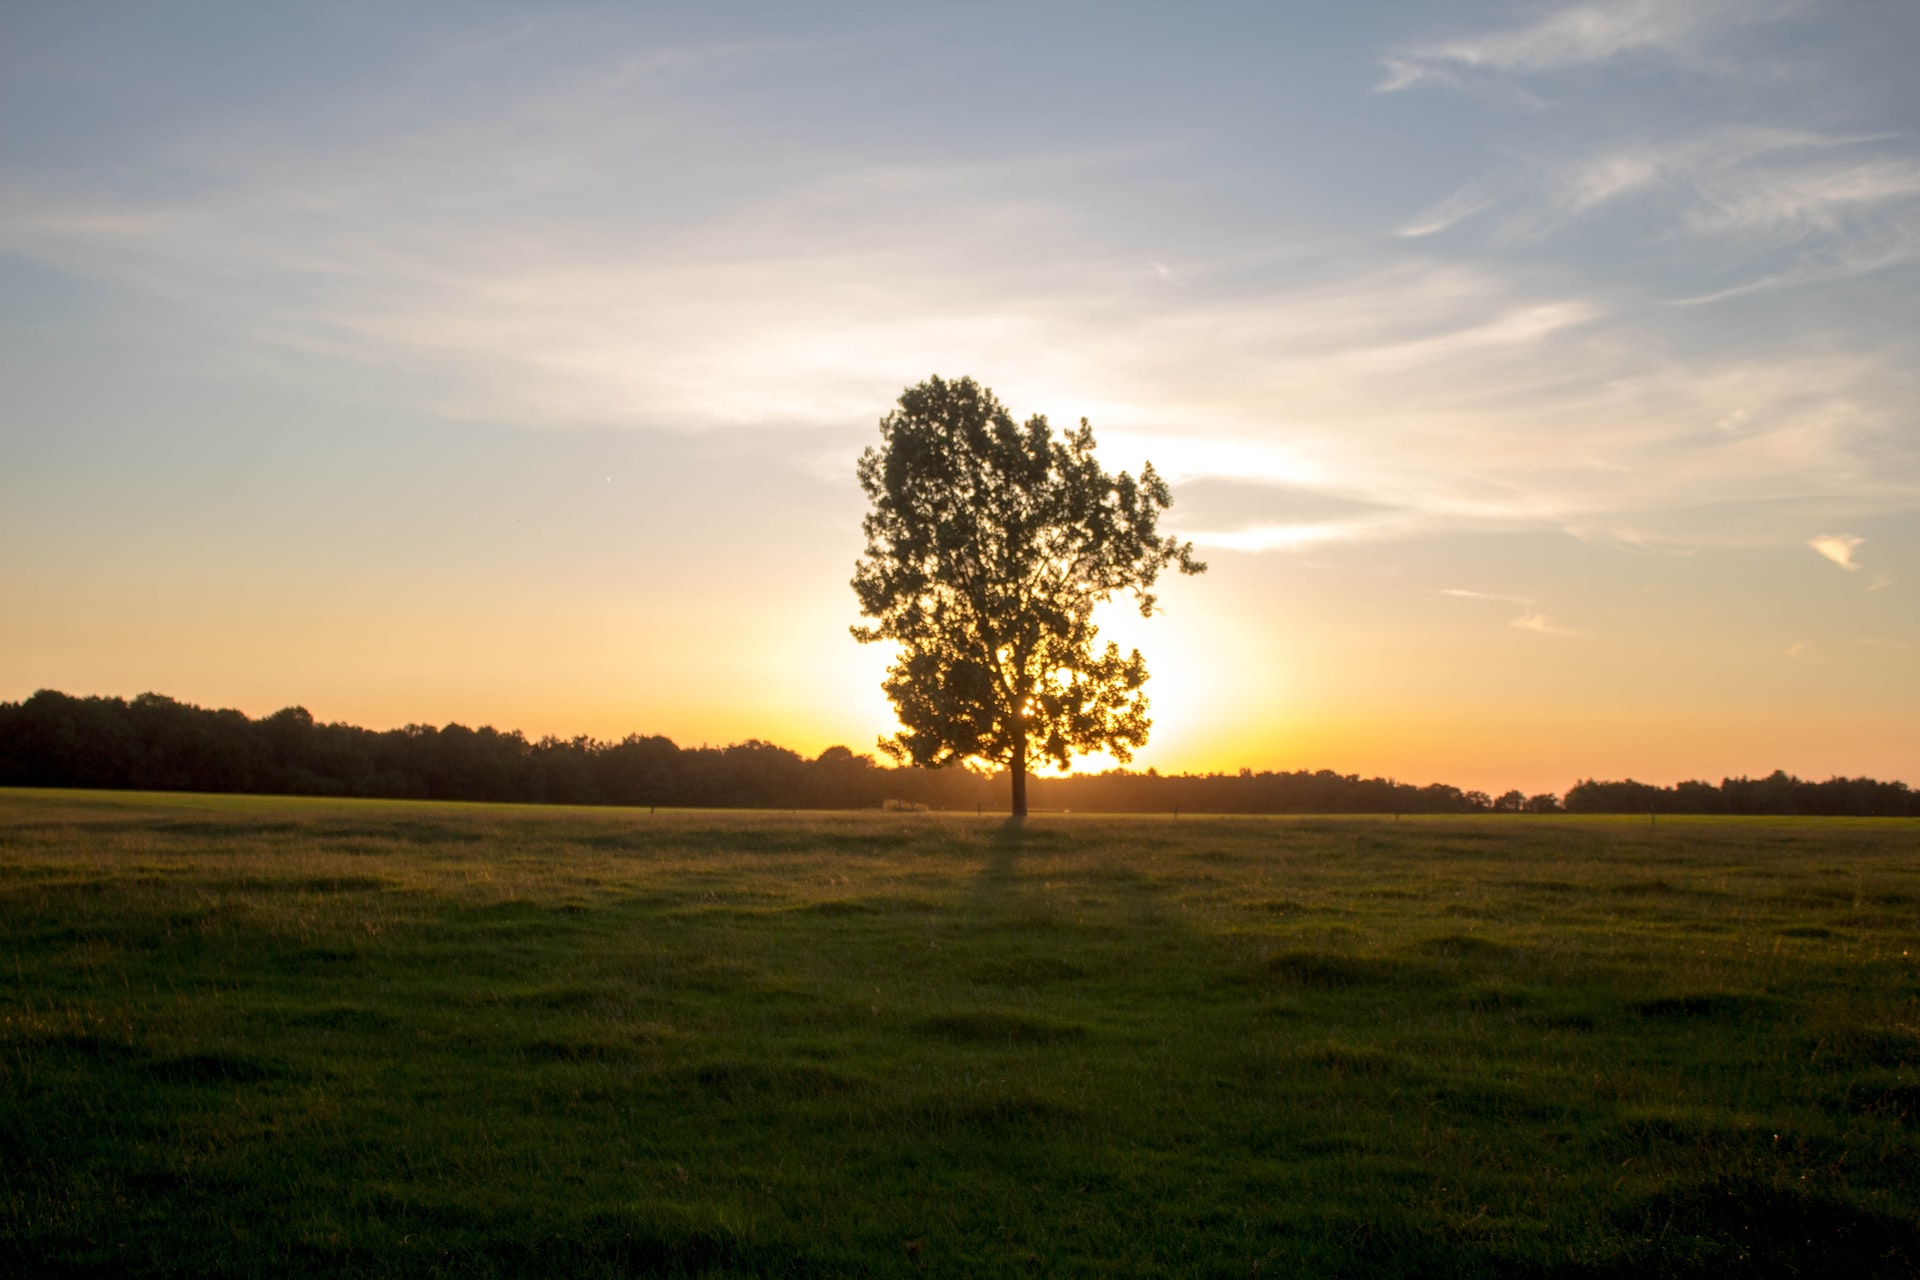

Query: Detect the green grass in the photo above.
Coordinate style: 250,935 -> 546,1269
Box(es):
3,788 -> 1918,1277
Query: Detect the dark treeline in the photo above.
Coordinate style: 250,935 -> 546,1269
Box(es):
0,690 -> 1912,816
0,690 -> 1000,810
1028,773 -> 1913,817
1563,774 -> 1916,818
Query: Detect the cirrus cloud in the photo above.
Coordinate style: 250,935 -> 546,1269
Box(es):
1379,0 -> 1796,92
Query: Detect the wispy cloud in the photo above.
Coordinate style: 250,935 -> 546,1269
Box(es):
1395,186 -> 1492,238
1379,0 -> 1792,92
1683,155 -> 1920,242
1807,536 -> 1896,593
1402,125 -> 1920,304
1440,588 -> 1529,604
1508,128 -> 1910,232
1442,589 -> 1580,636
1,6 -> 1914,566
10,148 -> 1911,555
1810,534 -> 1863,571
1511,609 -> 1578,636
1183,512 -> 1425,553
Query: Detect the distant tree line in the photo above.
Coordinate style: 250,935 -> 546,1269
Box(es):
1563,774 -> 1915,818
0,690 -> 1911,816
0,691 -> 969,810
1016,772 -> 1553,816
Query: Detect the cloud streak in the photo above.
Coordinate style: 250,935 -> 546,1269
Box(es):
1442,589 -> 1580,636
1380,0 -> 1793,91
1395,186 -> 1492,238
1,4 -> 1914,570
9,155 -> 1911,557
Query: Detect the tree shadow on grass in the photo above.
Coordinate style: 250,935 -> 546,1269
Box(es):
969,816 -> 1029,910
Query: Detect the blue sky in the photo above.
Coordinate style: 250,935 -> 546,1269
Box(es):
3,1 -> 1916,791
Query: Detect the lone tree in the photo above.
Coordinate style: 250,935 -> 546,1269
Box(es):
851,375 -> 1205,817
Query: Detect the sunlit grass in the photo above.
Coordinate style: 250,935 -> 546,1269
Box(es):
3,788 -> 1918,1276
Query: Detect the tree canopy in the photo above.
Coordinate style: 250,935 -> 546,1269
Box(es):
851,376 -> 1205,815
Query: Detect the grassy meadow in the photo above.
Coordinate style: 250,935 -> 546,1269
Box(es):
3,788 -> 1918,1277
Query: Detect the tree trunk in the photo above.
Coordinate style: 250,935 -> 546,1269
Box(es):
1010,723 -> 1029,819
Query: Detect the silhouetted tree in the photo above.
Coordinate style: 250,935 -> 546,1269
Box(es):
850,376 -> 1205,816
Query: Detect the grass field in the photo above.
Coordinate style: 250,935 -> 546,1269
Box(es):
3,788 -> 1918,1277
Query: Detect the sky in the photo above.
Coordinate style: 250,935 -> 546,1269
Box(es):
2,0 -> 1917,794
